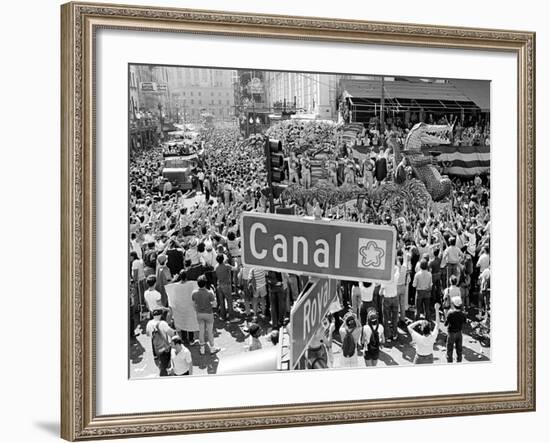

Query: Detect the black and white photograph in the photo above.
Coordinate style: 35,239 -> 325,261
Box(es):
128,64 -> 491,378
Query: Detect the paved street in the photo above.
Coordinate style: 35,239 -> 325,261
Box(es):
130,311 -> 276,378
130,307 -> 490,378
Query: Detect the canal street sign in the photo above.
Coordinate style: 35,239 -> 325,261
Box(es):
289,278 -> 336,367
241,212 -> 396,283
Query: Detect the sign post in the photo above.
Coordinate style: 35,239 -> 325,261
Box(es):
241,212 -> 396,283
289,278 -> 336,368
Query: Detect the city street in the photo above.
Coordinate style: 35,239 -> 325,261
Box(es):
128,65 -> 491,378
130,306 -> 490,378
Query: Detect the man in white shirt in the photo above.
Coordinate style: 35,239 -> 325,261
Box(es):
200,243 -> 217,269
477,246 -> 490,273
146,309 -> 175,376
143,226 -> 154,245
407,305 -> 441,364
130,232 -> 142,259
131,252 -> 145,283
442,237 -> 462,284
169,336 -> 193,376
464,226 -> 477,257
197,170 -> 205,194
396,255 -> 409,323
144,275 -> 165,315
381,265 -> 400,340
479,267 -> 491,312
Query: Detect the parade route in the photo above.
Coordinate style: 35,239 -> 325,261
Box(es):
130,308 -> 490,378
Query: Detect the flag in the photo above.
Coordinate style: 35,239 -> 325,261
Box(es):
421,145 -> 490,176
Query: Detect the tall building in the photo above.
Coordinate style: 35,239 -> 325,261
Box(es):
128,65 -> 167,151
263,71 -> 339,120
166,67 -> 236,123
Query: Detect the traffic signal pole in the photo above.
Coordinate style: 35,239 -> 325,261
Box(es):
264,137 -> 275,213
264,138 -> 285,213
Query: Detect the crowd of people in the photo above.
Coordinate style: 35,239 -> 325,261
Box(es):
342,110 -> 490,148
129,120 -> 490,376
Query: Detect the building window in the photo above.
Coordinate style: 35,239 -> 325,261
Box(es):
211,92 -> 214,96
219,100 -> 222,104
198,91 -> 201,96
191,99 -> 194,104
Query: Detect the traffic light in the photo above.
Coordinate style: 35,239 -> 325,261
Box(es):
266,138 -> 285,183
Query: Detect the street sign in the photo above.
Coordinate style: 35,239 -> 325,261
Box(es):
241,212 -> 396,283
289,278 -> 336,367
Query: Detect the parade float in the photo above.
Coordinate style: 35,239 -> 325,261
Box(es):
263,120 -> 443,214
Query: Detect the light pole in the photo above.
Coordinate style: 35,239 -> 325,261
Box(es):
380,76 -> 386,137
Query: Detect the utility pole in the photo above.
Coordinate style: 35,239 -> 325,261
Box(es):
380,76 -> 386,139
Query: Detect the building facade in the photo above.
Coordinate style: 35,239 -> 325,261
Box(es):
166,67 -> 236,123
263,71 -> 339,120
129,65 -> 167,151
129,65 -> 172,119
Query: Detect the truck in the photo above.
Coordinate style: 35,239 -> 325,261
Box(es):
161,153 -> 199,191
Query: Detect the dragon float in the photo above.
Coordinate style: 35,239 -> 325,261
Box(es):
400,122 -> 453,201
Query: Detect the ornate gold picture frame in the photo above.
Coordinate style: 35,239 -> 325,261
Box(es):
61,1 -> 535,440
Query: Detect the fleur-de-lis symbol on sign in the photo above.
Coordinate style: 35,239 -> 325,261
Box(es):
359,241 -> 385,268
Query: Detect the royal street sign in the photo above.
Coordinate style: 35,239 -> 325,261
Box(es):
241,212 -> 396,282
289,278 -> 336,367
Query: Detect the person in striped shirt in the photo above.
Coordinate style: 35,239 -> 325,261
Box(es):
249,267 -> 267,317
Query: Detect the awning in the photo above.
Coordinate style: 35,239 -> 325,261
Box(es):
342,79 -> 489,112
